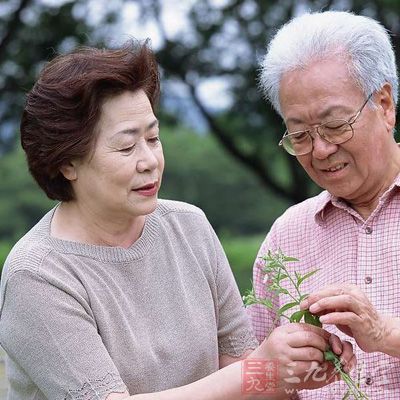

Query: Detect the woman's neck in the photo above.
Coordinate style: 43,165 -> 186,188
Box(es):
51,201 -> 146,248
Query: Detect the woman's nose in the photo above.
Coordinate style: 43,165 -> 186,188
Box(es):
136,143 -> 159,173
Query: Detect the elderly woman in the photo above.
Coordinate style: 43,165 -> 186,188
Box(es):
0,41 -> 351,400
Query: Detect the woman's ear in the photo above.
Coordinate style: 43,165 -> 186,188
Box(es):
59,161 -> 77,181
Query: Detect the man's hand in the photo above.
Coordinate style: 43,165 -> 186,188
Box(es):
300,283 -> 388,353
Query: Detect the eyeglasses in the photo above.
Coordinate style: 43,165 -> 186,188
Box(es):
279,94 -> 373,156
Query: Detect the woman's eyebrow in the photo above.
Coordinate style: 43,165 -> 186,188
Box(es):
114,119 -> 159,136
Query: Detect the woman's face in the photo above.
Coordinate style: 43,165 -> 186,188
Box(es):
68,90 -> 164,220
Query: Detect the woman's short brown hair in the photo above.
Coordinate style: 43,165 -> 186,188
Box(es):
20,40 -> 160,201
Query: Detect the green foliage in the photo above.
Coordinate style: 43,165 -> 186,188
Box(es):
0,143 -> 55,244
0,1 -> 99,153
3,0 -> 400,204
220,234 -> 265,295
0,241 -> 12,270
160,126 -> 289,235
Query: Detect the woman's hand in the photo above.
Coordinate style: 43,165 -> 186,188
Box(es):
251,323 -> 352,391
328,333 -> 356,373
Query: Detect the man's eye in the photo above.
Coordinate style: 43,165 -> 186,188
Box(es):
324,120 -> 349,130
290,131 -> 308,143
148,136 -> 160,144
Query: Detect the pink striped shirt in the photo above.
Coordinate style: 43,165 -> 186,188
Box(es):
250,174 -> 400,399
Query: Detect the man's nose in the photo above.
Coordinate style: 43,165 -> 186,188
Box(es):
311,133 -> 339,160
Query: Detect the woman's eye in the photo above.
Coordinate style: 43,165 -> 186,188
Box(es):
120,144 -> 135,153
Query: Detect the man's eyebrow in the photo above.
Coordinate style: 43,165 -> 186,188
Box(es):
285,105 -> 355,126
115,119 -> 159,136
318,104 -> 354,120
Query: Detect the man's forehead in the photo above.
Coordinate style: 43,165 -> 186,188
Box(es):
284,102 -> 356,125
279,60 -> 364,123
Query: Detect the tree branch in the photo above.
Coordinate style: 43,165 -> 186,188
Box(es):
186,80 -> 295,202
0,0 -> 33,63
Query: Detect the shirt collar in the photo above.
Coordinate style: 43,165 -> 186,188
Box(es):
314,172 -> 400,225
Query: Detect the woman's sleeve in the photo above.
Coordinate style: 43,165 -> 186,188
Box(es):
0,270 -> 128,400
208,226 -> 259,358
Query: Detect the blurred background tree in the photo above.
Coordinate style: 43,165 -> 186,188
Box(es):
0,0 -> 399,293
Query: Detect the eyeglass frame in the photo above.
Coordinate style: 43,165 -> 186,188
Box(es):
279,93 -> 373,156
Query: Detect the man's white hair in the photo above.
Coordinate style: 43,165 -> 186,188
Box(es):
259,11 -> 398,117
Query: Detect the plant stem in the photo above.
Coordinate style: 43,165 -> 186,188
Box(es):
243,250 -> 369,400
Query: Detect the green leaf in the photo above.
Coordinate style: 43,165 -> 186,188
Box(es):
299,294 -> 309,302
277,273 -> 288,282
283,256 -> 299,262
304,311 -> 322,327
277,302 -> 298,316
261,298 -> 274,309
298,269 -> 320,286
290,310 -> 305,323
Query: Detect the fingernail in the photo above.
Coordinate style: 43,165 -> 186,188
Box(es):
309,303 -> 320,313
319,315 -> 328,323
300,300 -> 308,309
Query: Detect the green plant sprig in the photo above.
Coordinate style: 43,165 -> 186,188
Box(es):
243,249 -> 368,400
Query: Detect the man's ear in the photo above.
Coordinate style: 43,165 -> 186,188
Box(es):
59,161 -> 77,181
378,83 -> 396,133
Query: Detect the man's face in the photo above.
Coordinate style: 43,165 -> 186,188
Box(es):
279,58 -> 397,206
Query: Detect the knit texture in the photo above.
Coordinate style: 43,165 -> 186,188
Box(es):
0,199 -> 258,399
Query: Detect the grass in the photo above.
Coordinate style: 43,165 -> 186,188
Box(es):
220,234 -> 265,295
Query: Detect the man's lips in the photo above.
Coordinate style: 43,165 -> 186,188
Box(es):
320,163 -> 348,173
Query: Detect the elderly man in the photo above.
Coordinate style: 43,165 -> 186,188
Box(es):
251,10 -> 400,400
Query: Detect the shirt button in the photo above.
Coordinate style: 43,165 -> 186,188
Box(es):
365,226 -> 373,234
365,276 -> 373,284
365,376 -> 373,385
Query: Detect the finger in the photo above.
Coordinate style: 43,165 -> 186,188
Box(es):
329,334 -> 342,355
343,354 -> 357,374
339,341 -> 354,367
283,360 -> 321,384
319,311 -> 361,326
284,322 -> 331,341
287,331 -> 329,352
300,284 -> 359,309
309,295 -> 362,315
289,347 -> 325,363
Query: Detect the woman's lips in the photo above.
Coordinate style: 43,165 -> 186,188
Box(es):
133,183 -> 158,196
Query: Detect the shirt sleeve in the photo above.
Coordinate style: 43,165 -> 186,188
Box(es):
208,226 -> 259,358
248,232 -> 280,344
0,270 -> 128,400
